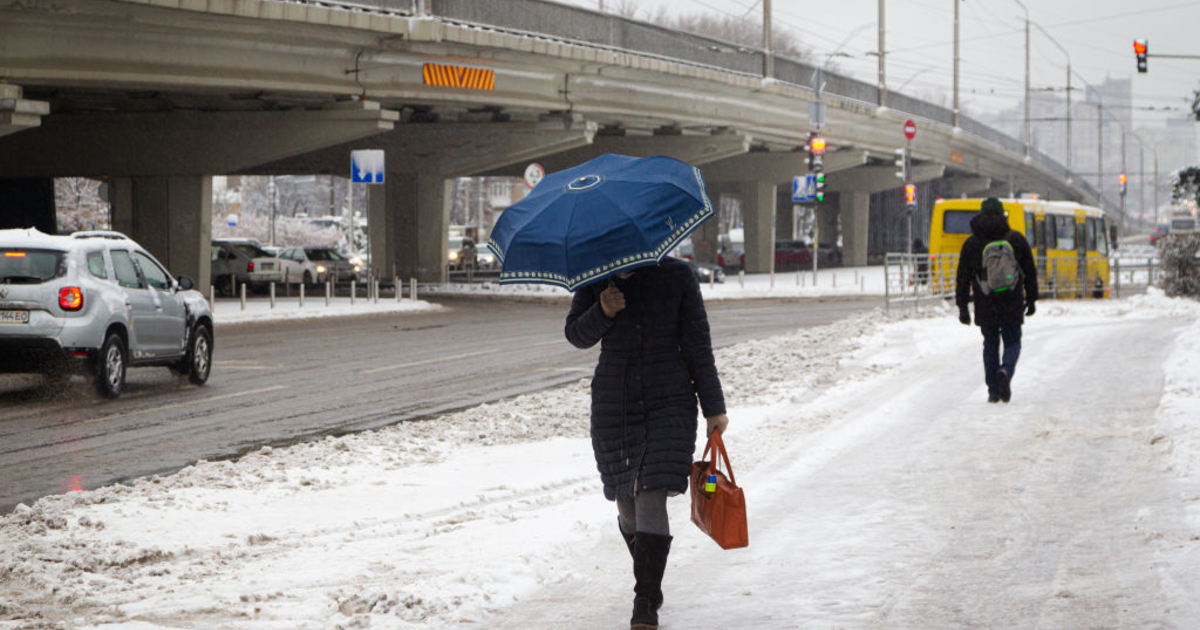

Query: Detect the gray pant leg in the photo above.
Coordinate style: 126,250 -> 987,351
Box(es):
616,489 -> 670,536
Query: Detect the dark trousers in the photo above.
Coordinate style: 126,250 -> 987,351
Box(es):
981,325 -> 1022,396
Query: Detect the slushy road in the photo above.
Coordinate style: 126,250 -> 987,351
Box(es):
0,296 -> 879,512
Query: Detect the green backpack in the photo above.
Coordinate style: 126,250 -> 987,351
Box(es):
978,239 -> 1022,295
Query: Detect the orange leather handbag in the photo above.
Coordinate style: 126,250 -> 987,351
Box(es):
690,430 -> 748,549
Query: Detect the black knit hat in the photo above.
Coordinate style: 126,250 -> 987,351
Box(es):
980,197 -> 1005,216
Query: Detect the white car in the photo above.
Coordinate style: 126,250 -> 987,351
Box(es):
276,247 -> 326,286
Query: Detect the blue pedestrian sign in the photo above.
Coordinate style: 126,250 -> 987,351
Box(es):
792,174 -> 816,202
351,150 -> 385,184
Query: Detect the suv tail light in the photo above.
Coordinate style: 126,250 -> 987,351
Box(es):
247,261 -> 255,273
59,286 -> 84,311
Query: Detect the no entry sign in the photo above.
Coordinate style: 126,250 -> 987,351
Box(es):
903,120 -> 916,140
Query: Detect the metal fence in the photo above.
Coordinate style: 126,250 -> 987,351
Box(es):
884,253 -> 1163,314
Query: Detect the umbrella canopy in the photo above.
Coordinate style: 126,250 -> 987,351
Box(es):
487,153 -> 714,291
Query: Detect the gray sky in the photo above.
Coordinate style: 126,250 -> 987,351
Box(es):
558,0 -> 1200,125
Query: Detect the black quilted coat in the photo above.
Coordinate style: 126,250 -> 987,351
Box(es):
565,257 -> 726,501
955,213 -> 1039,328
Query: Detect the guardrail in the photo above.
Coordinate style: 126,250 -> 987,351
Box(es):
885,252 -> 1161,314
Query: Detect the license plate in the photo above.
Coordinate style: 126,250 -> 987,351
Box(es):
261,263 -> 274,270
0,310 -> 30,324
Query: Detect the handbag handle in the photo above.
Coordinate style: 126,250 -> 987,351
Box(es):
701,430 -> 737,487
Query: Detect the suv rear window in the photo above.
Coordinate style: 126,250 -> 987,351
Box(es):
1,249 -> 65,284
230,243 -> 270,258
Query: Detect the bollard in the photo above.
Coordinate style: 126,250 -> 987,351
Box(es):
325,280 -> 331,307
209,285 -> 215,308
410,277 -> 418,302
855,269 -> 859,285
299,282 -> 305,308
270,282 -> 276,309
709,272 -> 714,289
350,280 -> 356,305
240,282 -> 246,311
395,275 -> 401,303
833,273 -> 837,288
373,279 -> 379,305
796,268 -> 801,286
770,268 -> 775,289
738,269 -> 744,288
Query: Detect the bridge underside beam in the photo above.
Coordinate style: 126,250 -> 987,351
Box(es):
945,176 -> 993,198
477,131 -> 753,179
0,84 -> 49,140
701,149 -> 869,184
0,102 -> 398,177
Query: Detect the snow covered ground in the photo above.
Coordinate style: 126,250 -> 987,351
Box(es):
3,291 -> 1200,629
425,266 -> 885,302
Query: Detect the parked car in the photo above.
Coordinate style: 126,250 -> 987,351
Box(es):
276,246 -> 326,286
774,240 -> 813,269
0,228 -> 213,398
303,247 -> 360,283
448,236 -> 477,270
211,239 -> 282,296
685,258 -> 725,284
1149,223 -> 1170,245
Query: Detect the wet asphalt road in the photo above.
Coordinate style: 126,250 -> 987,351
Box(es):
0,295 -> 879,512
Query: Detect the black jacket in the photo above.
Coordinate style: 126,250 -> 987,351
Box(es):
955,213 -> 1039,328
565,257 -> 725,501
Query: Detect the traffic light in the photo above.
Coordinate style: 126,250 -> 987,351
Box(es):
815,172 -> 826,203
807,132 -> 826,172
894,148 -> 907,180
1119,173 -> 1128,196
905,183 -> 917,209
1133,40 -> 1148,73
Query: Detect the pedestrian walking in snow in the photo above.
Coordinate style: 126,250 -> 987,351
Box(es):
955,197 -> 1039,403
565,258 -> 729,630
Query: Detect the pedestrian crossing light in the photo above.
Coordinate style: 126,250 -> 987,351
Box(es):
1133,40 -> 1148,73
904,183 -> 917,208
894,148 -> 907,180
815,172 -> 826,202
1119,173 -> 1128,196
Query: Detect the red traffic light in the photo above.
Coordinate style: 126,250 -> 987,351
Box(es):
904,184 -> 916,205
1119,173 -> 1127,185
1133,40 -> 1147,55
809,136 -> 827,155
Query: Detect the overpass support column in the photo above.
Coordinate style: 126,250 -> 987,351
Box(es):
371,171 -> 452,284
740,180 -> 777,274
776,186 -> 796,240
109,176 -> 212,290
840,192 -> 870,268
816,202 -> 838,247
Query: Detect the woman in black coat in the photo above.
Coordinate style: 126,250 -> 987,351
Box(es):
565,256 -> 728,630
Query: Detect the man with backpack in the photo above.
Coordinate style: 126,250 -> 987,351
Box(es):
955,197 -> 1039,403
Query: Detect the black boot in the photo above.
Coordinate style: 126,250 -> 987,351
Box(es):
631,532 -> 672,630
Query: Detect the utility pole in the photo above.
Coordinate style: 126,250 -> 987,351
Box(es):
1035,24 -> 1072,178
1120,130 -> 1127,231
762,0 -> 773,79
1139,146 -> 1146,224
1154,151 -> 1160,225
1097,103 -> 1104,209
1014,0 -> 1031,157
878,0 -> 887,107
952,0 -> 961,128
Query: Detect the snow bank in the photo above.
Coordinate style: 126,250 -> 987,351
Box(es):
213,296 -> 442,325
2,292 -> 1198,629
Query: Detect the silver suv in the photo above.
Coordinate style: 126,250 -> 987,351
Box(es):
0,228 -> 213,398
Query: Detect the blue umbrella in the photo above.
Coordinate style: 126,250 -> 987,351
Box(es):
487,153 -> 715,291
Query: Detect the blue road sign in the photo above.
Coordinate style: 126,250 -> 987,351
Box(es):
351,150 -> 385,184
792,174 -> 816,202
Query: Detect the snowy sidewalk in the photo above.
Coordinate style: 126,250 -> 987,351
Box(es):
3,292 -> 1200,629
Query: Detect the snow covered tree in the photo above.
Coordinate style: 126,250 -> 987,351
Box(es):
1157,233 -> 1200,299
1170,166 -> 1200,208
54,178 -> 110,232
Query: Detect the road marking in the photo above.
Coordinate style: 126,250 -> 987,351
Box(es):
360,349 -> 501,375
90,386 -> 289,423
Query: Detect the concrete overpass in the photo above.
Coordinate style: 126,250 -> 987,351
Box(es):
0,0 -> 1103,287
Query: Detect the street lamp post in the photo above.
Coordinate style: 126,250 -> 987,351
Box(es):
1013,0 -> 1031,157
1033,23 -> 1071,178
952,0 -> 961,128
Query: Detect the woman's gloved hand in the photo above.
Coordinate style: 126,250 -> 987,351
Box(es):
706,414 -> 729,437
959,307 -> 971,326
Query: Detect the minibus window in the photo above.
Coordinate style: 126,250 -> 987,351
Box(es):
1056,216 -> 1075,250
943,211 -> 975,234
1025,213 -> 1036,248
1046,218 -> 1057,250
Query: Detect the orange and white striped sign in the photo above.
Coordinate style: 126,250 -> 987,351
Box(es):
422,63 -> 495,90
